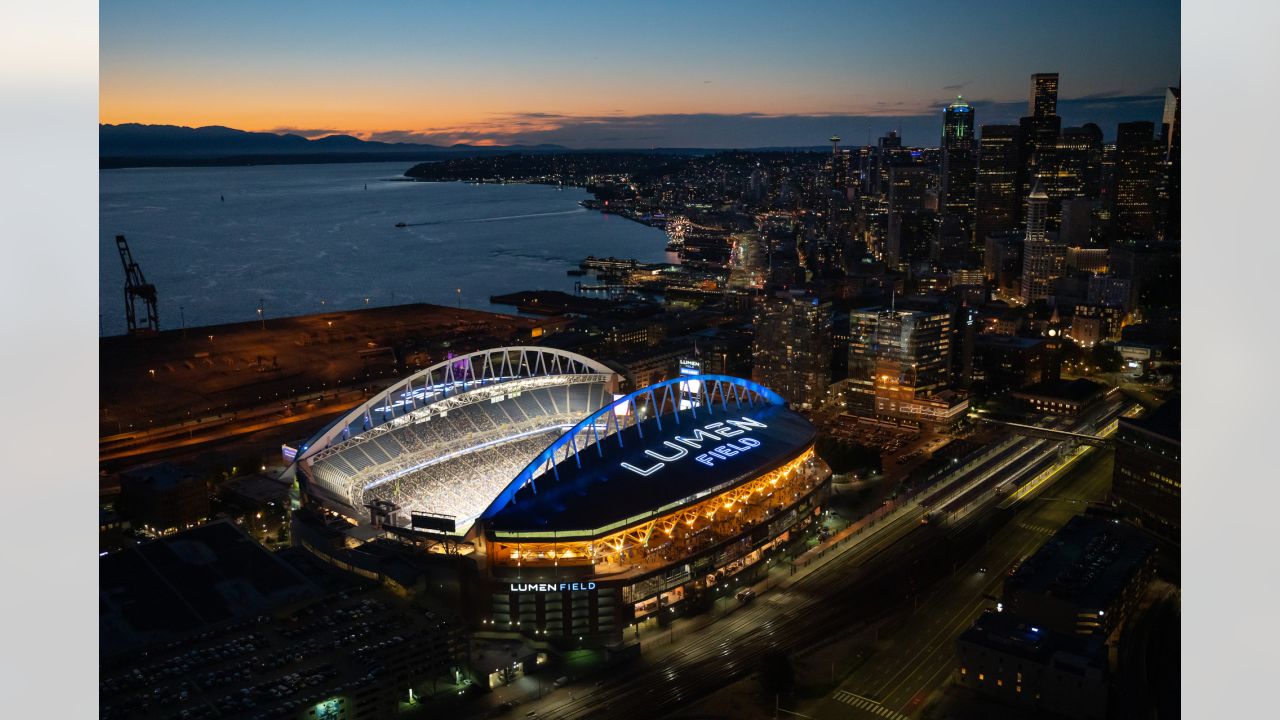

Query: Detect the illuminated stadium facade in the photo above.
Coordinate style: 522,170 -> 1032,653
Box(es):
293,347 -> 832,643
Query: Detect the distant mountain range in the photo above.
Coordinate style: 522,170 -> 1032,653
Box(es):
99,124 -> 834,168
99,123 -> 571,168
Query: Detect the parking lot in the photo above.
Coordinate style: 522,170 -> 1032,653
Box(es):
100,584 -> 466,720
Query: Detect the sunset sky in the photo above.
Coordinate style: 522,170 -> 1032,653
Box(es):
101,0 -> 1180,147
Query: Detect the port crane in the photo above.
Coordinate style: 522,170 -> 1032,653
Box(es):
115,234 -> 159,335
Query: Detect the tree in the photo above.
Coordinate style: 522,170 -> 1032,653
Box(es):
1088,343 -> 1123,373
816,436 -> 882,475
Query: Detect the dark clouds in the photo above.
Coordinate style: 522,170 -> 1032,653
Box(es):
358,92 -> 1168,149
266,126 -> 350,139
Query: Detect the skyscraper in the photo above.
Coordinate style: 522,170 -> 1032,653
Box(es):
1112,121 -> 1163,242
751,291 -> 833,411
1025,183 -> 1048,244
1020,184 -> 1066,303
866,130 -> 905,196
1059,197 -> 1094,246
943,98 -> 976,148
1029,73 -> 1059,117
886,165 -> 934,270
1161,87 -> 1181,242
1162,87 -> 1181,161
1054,123 -> 1104,200
975,124 -> 1024,239
1022,73 -> 1063,219
886,208 -> 936,271
941,98 -> 978,238
889,165 -> 931,214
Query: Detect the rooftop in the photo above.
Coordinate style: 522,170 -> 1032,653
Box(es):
100,520 -> 316,658
974,333 -> 1047,349
1005,515 -> 1155,612
120,462 -> 199,491
1014,378 -> 1108,402
960,610 -> 1108,675
1121,396 -> 1180,443
486,402 -> 816,536
221,471 -> 292,507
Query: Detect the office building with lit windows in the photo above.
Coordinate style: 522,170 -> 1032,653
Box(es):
1111,121 -> 1164,242
1113,398 -> 1180,541
956,512 -> 1158,717
976,125 -> 1024,239
1029,73 -> 1059,117
957,610 -> 1109,720
847,307 -> 968,425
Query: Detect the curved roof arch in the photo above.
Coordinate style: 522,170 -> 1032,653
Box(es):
295,346 -> 615,467
479,374 -> 787,520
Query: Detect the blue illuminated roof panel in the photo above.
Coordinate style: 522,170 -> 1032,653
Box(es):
485,402 -> 815,535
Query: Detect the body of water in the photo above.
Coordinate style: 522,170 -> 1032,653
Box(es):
99,162 -> 670,336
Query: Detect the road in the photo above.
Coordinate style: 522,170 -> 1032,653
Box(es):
473,501 -> 929,720
467,444 -> 1113,720
810,449 -> 1116,720
451,401 -> 1127,720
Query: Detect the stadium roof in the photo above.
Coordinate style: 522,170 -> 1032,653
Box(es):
293,347 -> 619,528
483,376 -> 815,536
295,346 -> 616,467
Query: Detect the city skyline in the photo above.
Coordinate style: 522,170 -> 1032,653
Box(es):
101,0 -> 1179,148
95,4 -> 1185,719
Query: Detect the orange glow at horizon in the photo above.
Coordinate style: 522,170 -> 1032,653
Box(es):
98,71 -> 921,144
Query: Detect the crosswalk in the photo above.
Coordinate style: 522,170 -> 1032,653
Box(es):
1017,521 -> 1057,536
831,690 -> 910,719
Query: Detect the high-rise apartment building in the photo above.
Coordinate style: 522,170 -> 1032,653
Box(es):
751,291 -> 833,411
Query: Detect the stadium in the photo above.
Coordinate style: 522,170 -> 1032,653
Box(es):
292,347 -> 832,643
